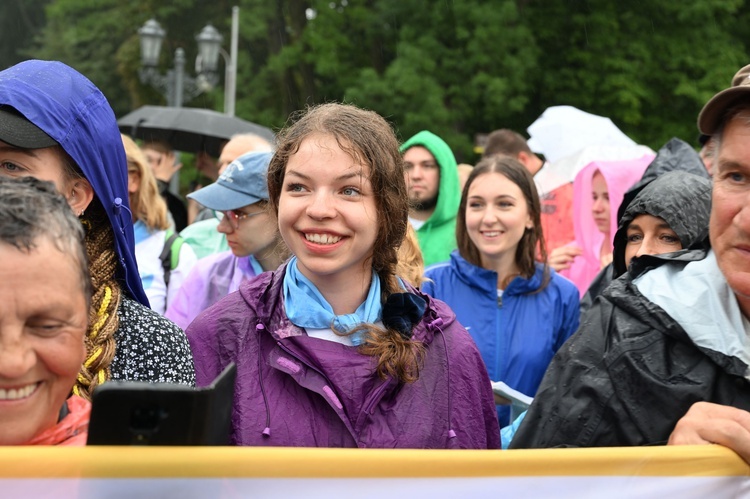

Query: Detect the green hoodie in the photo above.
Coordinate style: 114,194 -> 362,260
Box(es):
400,130 -> 460,267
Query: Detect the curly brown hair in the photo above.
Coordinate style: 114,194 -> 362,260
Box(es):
267,103 -> 423,383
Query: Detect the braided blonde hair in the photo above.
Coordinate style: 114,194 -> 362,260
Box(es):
72,197 -> 122,400
53,147 -> 124,401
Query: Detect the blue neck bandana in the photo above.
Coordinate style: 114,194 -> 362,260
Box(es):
283,257 -> 382,346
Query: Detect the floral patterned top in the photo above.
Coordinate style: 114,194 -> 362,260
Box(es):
110,297 -> 195,386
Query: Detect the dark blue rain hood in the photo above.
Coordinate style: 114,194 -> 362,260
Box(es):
0,60 -> 148,306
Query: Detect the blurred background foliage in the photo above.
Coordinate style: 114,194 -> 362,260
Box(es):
2,0 -> 748,169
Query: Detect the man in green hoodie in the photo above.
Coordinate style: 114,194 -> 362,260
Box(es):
400,130 -> 460,267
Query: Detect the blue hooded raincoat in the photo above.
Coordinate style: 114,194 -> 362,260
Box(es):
0,60 -> 147,305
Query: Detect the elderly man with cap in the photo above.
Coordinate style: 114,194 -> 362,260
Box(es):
509,64 -> 750,463
165,151 -> 284,330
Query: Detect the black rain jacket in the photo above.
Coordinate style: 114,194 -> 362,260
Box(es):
510,243 -> 750,449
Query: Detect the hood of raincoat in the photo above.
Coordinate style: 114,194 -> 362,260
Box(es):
612,171 -> 712,277
617,137 -> 710,222
400,130 -> 460,266
0,60 -> 147,305
562,155 -> 652,295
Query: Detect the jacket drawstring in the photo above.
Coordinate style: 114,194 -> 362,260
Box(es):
112,197 -> 132,236
430,317 -> 457,444
112,197 -> 132,271
256,322 -> 271,438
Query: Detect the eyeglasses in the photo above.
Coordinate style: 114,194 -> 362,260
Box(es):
222,209 -> 264,230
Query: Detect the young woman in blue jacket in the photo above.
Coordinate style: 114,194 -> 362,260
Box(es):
422,157 -> 580,425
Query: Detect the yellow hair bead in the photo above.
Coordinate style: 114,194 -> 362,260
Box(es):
98,370 -> 105,385
72,386 -> 80,396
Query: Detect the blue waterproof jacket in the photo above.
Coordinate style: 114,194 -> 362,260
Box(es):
422,251 -> 580,425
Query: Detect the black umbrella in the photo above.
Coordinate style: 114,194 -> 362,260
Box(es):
117,105 -> 275,157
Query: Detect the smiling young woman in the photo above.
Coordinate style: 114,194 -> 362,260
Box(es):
422,157 -> 580,426
187,103 -> 500,449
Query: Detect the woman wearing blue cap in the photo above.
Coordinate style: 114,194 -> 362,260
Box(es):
165,151 -> 284,329
0,60 -> 195,399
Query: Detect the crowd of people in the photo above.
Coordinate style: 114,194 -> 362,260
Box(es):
2,55 -> 750,465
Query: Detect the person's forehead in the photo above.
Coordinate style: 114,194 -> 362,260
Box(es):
0,237 -> 83,281
629,213 -> 670,226
716,118 -> 750,165
220,137 -> 272,163
142,149 -> 163,161
403,146 -> 436,162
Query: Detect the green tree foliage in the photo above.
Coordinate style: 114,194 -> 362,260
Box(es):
17,0 -> 750,162
343,0 -> 539,160
524,0 -> 747,147
0,0 -> 51,70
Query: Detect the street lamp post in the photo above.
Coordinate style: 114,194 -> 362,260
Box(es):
136,11 -> 239,193
136,11 -> 238,114
137,19 -> 221,109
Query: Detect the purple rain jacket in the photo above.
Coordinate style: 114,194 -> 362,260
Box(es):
165,251 -> 258,330
188,264 -> 501,449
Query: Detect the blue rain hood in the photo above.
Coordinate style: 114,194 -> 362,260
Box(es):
0,60 -> 148,305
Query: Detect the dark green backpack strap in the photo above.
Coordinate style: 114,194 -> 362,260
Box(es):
170,233 -> 184,271
160,229 -> 182,286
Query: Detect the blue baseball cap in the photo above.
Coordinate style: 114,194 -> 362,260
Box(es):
188,151 -> 272,210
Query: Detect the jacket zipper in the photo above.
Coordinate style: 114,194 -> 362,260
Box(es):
275,340 -> 360,442
495,296 -> 504,383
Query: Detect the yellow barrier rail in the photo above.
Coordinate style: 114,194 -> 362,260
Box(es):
1,445 -> 747,479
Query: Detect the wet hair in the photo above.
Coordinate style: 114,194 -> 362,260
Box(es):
396,225 -> 425,288
267,102 -> 423,383
56,148 -> 122,400
121,134 -> 169,230
482,129 -> 532,159
457,156 -> 550,291
0,176 -> 91,302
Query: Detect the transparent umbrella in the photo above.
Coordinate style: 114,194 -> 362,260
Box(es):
527,105 -> 637,164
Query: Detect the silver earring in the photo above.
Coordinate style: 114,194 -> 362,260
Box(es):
79,209 -> 85,217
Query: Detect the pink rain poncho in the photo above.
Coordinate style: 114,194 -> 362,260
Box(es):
561,156 -> 654,296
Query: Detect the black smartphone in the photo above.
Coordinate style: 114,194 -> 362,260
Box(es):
86,363 -> 236,446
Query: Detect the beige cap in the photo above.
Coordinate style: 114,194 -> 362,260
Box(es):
698,64 -> 750,135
